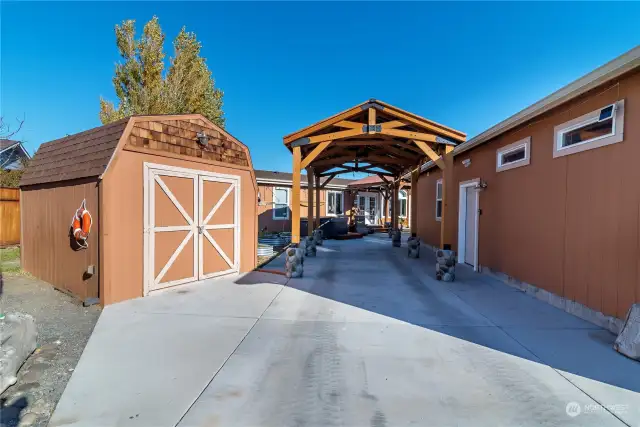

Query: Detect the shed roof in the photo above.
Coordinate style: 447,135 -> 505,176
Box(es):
20,118 -> 129,186
20,114 -> 254,188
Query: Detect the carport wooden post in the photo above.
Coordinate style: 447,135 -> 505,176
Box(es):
391,182 -> 399,230
307,167 -> 314,237
292,146 -> 302,244
440,147 -> 455,248
410,166 -> 419,232
314,173 -> 321,228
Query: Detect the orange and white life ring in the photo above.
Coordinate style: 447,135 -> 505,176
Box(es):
71,199 -> 92,246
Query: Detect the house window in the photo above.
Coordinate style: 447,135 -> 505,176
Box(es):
327,191 -> 343,216
369,196 -> 377,218
496,137 -> 531,172
273,187 -> 289,220
553,100 -> 625,158
436,179 -> 443,220
399,190 -> 408,218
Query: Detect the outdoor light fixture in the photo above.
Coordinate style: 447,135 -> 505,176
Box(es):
196,131 -> 209,146
475,180 -> 488,190
461,158 -> 471,168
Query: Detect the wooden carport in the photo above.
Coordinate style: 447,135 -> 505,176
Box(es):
283,99 -> 466,246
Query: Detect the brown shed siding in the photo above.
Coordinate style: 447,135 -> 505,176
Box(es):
101,149 -> 257,305
20,179 -> 99,301
415,68 -> 640,319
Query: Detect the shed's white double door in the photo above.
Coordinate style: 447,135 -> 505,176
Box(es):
144,164 -> 240,293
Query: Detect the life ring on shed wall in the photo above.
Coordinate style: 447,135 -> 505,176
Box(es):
71,199 -> 92,248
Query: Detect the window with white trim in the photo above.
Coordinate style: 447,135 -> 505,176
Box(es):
399,190 -> 408,218
436,179 -> 443,220
273,187 -> 290,220
496,137 -> 531,172
326,190 -> 343,216
553,100 -> 625,158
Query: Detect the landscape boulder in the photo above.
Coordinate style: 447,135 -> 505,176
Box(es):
407,235 -> 420,258
0,313 -> 37,394
285,246 -> 304,278
614,303 -> 640,360
436,249 -> 456,282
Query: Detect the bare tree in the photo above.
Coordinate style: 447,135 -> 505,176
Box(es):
0,116 -> 25,140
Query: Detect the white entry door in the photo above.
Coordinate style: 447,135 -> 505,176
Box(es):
464,186 -> 477,265
357,192 -> 379,225
145,163 -> 240,294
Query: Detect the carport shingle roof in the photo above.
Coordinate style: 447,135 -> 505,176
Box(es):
20,118 -> 129,187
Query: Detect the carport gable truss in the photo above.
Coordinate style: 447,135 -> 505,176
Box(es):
283,99 -> 466,244
284,99 -> 465,177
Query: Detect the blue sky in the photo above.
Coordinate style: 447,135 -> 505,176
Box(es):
2,2 -> 639,173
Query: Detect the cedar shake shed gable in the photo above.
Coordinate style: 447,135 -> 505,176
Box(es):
20,115 -> 251,187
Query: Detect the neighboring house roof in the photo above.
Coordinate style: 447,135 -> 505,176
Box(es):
349,175 -> 384,186
0,139 -> 31,168
412,45 -> 640,178
20,118 -> 130,186
255,169 -> 353,189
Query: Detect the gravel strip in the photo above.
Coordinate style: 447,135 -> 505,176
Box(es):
0,275 -> 101,427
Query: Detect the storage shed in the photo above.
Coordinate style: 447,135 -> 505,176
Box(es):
20,115 -> 257,305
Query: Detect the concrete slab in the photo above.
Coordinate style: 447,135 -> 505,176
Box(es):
107,271 -> 286,318
503,326 -> 640,425
49,272 -> 285,427
179,319 -> 619,427
51,238 -> 637,427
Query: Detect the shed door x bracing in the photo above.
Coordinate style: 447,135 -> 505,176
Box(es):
145,164 -> 240,293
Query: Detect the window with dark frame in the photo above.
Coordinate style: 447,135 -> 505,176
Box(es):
436,180 -> 443,220
500,145 -> 526,165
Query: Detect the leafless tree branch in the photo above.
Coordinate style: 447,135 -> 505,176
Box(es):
0,115 -> 25,140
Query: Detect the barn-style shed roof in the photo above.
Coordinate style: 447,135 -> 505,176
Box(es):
21,114 -> 252,187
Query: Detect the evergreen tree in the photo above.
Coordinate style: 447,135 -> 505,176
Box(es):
100,17 -> 224,127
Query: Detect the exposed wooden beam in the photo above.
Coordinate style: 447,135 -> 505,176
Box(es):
292,146 -> 302,244
371,144 -> 415,160
291,128 -> 365,146
379,128 -> 438,142
307,168 -> 315,236
314,173 -> 321,228
364,155 -> 411,165
301,141 -> 331,169
381,120 -> 409,130
334,120 -> 365,130
284,104 -> 364,144
410,166 -> 419,233
320,173 -> 337,188
413,140 -> 445,169
368,107 -> 376,134
382,107 -> 466,143
333,139 -> 398,147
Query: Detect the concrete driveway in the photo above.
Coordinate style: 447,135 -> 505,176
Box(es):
50,235 -> 640,427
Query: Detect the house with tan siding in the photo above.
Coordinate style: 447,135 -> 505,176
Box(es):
255,170 -> 354,233
413,46 -> 640,323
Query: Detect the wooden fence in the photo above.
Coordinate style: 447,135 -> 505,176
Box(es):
0,187 -> 20,247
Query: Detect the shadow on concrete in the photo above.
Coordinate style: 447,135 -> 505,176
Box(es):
269,236 -> 640,397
